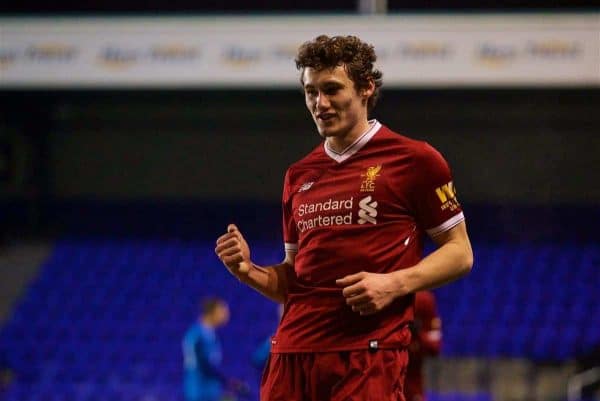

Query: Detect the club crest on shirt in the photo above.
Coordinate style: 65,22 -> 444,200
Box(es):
360,165 -> 382,192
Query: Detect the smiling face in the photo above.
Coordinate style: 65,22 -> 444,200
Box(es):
302,65 -> 374,149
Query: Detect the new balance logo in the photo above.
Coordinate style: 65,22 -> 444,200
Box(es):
298,182 -> 314,192
358,196 -> 378,225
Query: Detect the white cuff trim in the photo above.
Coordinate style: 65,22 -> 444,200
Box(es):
426,212 -> 465,237
284,242 -> 298,252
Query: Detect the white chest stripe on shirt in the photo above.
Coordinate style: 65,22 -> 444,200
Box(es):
324,120 -> 382,163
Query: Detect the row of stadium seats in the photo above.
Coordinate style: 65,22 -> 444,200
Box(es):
1,235 -> 597,400
434,242 -> 599,359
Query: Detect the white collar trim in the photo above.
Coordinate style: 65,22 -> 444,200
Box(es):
323,120 -> 382,163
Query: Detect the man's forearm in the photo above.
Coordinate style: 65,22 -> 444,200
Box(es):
392,238 -> 473,295
238,262 -> 291,303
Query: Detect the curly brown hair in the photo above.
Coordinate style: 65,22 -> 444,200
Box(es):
295,35 -> 383,112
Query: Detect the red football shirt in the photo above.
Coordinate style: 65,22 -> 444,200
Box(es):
271,121 -> 463,352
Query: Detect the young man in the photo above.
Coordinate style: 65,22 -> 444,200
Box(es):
182,297 -> 229,401
215,35 -> 473,401
405,291 -> 443,401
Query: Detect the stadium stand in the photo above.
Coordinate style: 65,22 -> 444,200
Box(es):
0,205 -> 598,401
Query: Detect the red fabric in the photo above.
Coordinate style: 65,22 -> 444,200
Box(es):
274,123 -> 462,352
260,349 -> 408,401
405,291 -> 442,401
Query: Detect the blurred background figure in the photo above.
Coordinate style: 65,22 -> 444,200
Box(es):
405,290 -> 442,401
251,304 -> 284,371
182,297 -> 230,401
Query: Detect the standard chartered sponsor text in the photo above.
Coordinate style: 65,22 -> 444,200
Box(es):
297,197 -> 353,232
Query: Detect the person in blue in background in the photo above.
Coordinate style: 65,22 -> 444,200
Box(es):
251,304 -> 284,370
182,297 -> 230,401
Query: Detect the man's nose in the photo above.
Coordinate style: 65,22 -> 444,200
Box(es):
316,92 -> 330,109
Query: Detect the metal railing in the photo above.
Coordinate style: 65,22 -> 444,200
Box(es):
567,367 -> 600,401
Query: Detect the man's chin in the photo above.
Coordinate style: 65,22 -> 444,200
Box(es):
316,126 -> 338,138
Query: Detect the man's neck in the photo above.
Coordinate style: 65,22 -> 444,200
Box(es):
201,316 -> 215,328
326,119 -> 372,153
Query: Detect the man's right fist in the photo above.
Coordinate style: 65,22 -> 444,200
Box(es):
215,224 -> 252,276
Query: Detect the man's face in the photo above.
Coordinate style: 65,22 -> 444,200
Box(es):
302,65 -> 371,140
214,303 -> 230,327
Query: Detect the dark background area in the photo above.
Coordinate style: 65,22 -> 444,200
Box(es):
3,88 -> 598,202
1,87 -> 599,241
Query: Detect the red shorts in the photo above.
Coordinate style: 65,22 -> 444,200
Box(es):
260,349 -> 408,401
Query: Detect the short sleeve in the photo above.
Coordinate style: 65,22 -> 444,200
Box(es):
411,143 -> 464,237
282,169 -> 298,252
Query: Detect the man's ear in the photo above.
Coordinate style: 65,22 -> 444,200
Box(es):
361,79 -> 375,98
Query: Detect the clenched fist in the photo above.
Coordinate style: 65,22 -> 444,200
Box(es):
215,224 -> 252,278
